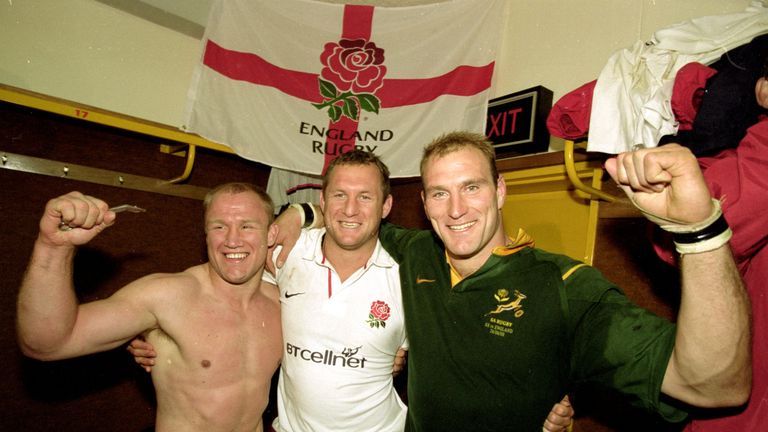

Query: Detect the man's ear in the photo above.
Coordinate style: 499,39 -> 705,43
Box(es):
267,223 -> 279,247
496,175 -> 507,210
382,194 -> 393,219
756,77 -> 768,109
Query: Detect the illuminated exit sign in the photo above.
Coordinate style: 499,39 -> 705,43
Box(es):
485,86 -> 552,158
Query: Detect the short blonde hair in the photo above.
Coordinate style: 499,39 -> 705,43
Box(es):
420,131 -> 498,181
323,149 -> 391,197
203,183 -> 274,223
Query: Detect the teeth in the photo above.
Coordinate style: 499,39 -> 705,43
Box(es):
340,222 -> 361,228
449,221 -> 475,231
225,253 -> 248,259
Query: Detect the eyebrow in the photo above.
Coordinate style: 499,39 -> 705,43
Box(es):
206,217 -> 264,225
329,187 -> 376,195
426,177 -> 490,192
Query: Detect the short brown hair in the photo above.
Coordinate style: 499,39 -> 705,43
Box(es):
203,182 -> 275,222
421,131 -> 498,181
323,150 -> 391,197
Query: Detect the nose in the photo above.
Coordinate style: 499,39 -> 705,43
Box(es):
224,228 -> 242,248
343,197 -> 359,216
448,194 -> 467,219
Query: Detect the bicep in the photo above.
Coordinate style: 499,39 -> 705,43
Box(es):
60,282 -> 160,358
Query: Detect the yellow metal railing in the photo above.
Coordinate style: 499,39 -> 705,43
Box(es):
0,83 -> 233,184
563,140 -> 618,202
501,155 -> 604,265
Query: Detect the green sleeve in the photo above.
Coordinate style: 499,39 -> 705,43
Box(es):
565,265 -> 687,423
378,222 -> 427,262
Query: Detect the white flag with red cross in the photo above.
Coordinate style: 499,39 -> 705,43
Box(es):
183,0 -> 504,177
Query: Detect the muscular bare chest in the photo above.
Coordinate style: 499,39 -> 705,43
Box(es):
149,294 -> 282,387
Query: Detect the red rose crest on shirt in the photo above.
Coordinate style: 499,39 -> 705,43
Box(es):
366,300 -> 391,328
312,39 -> 385,122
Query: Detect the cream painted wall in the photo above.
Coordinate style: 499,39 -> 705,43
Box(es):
495,0 -> 750,105
0,0 -> 754,130
0,0 -> 202,126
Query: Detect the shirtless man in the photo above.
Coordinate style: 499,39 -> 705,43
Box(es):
17,183 -> 282,432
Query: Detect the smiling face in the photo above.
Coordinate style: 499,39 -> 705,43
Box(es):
421,146 -> 507,276
205,190 -> 276,286
320,163 -> 392,255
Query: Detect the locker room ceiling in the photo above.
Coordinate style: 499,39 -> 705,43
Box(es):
96,0 -> 450,39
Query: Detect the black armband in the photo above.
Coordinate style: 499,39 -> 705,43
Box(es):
289,203 -> 317,228
672,214 -> 732,254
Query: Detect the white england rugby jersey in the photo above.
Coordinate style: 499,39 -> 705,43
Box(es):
265,228 -> 407,432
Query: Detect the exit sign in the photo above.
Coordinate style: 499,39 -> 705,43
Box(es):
485,86 -> 552,158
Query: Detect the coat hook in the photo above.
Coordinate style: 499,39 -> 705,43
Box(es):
1,154 -> 7,165
63,166 -> 69,176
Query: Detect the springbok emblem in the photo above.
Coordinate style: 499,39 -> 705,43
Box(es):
486,289 -> 526,318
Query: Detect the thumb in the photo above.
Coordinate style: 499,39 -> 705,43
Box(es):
276,245 -> 289,269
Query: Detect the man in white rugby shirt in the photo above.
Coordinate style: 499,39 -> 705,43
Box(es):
264,150 -> 408,431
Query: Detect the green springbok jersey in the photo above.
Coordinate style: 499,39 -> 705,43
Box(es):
379,223 -> 686,431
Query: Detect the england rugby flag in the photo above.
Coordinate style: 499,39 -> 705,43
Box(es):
184,0 -> 504,176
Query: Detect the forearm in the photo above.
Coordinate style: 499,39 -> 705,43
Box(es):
664,244 -> 751,406
17,238 -> 81,359
271,203 -> 324,270
285,203 -> 324,229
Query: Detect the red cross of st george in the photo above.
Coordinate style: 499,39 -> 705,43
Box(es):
201,5 -> 494,173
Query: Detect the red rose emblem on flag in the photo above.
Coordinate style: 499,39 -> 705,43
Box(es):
312,39 -> 384,122
320,39 -> 387,93
366,300 -> 391,328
